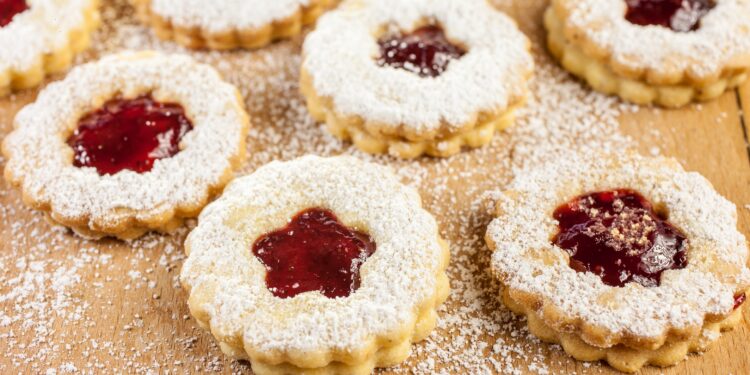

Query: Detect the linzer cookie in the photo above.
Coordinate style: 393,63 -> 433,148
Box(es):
2,51 -> 249,239
300,0 -> 533,158
545,0 -> 750,107
181,155 -> 450,375
485,153 -> 749,372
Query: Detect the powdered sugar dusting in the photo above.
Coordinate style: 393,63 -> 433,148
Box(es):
0,0 -> 745,373
487,153 -> 750,343
554,0 -> 750,79
182,155 -> 444,356
147,0 -> 314,32
302,0 -> 533,131
2,51 -> 247,234
0,0 -> 95,71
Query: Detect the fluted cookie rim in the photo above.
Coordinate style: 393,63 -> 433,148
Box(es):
544,5 -> 749,107
131,0 -> 338,50
0,0 -> 101,96
548,0 -> 750,86
499,286 -> 747,373
300,68 -> 524,158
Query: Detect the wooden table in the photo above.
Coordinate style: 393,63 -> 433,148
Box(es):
1,0 -> 748,374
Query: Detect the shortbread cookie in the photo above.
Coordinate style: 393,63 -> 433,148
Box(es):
485,153 -> 750,372
181,155 -> 450,375
131,0 -> 338,50
0,0 -> 100,96
301,0 -> 533,159
545,0 -> 750,107
2,51 -> 249,240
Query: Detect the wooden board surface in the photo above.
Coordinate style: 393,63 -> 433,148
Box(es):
1,0 -> 749,374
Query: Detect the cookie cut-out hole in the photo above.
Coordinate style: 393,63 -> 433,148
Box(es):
252,208 -> 376,299
67,94 -> 193,176
625,0 -> 715,32
376,23 -> 466,78
553,189 -> 688,288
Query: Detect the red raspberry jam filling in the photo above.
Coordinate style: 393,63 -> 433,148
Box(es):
553,189 -> 688,288
377,25 -> 466,78
625,0 -> 715,32
67,95 -> 193,175
735,293 -> 746,310
0,0 -> 28,27
252,208 -> 376,299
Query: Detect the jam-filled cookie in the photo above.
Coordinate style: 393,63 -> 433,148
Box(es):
181,155 -> 450,375
0,0 -> 100,96
485,153 -> 749,372
545,0 -> 750,107
2,51 -> 249,240
131,0 -> 338,50
301,0 -> 533,159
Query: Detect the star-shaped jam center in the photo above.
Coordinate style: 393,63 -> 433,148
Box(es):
252,208 -> 376,299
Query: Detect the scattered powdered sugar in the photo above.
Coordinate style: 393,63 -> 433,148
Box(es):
302,0 -> 533,132
0,0 -> 95,71
147,0 -> 314,33
553,0 -> 750,79
2,0 -> 742,373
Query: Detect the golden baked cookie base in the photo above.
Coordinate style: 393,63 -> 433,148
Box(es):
131,0 -> 336,50
300,69 -> 522,159
44,212 -> 184,241
544,7 -> 749,108
17,151 -> 243,240
183,238 -> 451,375
501,288 -> 746,373
0,0 -> 100,97
2,90 -> 249,241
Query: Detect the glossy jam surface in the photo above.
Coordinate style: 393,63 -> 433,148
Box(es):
735,293 -> 746,310
0,0 -> 28,27
625,0 -> 715,32
553,189 -> 688,288
67,95 -> 193,175
252,208 -> 377,299
377,25 -> 466,78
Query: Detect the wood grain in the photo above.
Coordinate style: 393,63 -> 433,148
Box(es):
0,0 -> 749,374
